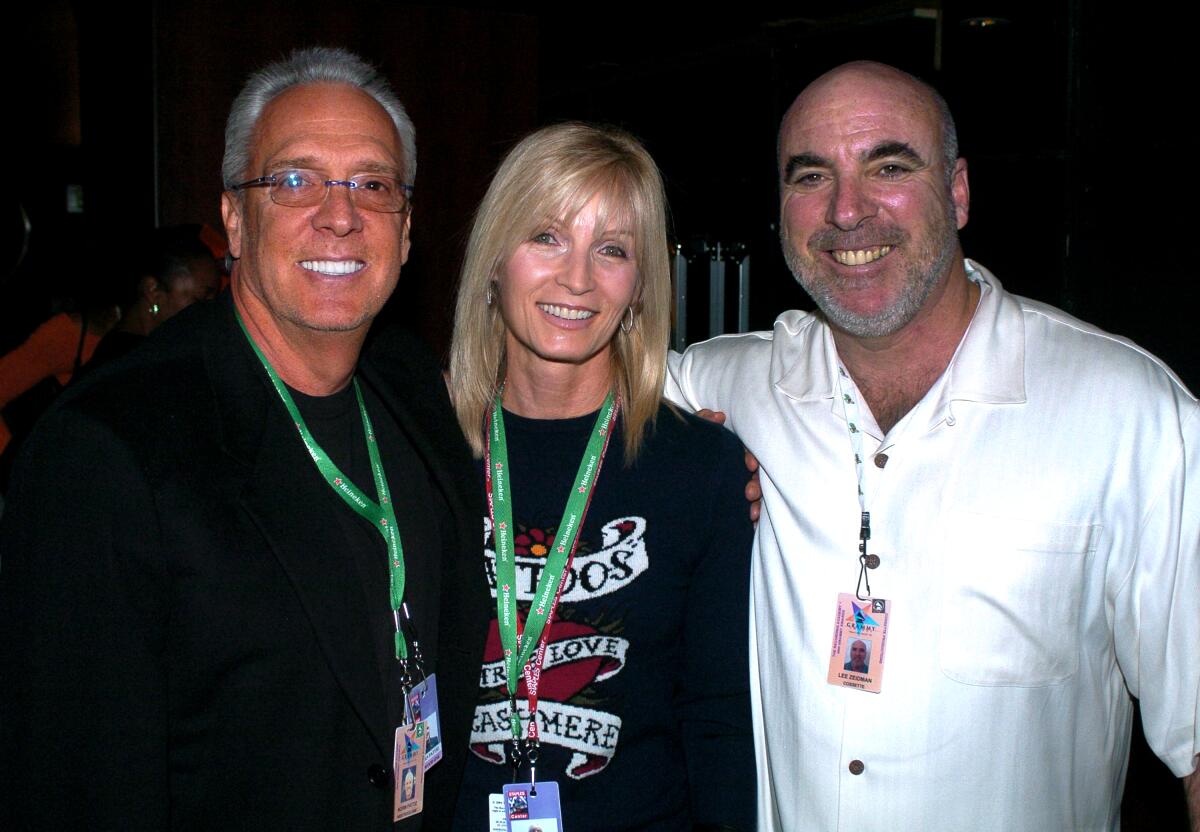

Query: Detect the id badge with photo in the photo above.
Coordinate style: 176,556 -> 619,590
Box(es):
826,592 -> 891,694
404,673 -> 443,771
393,720 -> 427,821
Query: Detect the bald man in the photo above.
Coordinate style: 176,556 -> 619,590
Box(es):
843,640 -> 869,674
667,61 -> 1200,830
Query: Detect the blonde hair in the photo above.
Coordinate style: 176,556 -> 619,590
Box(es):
449,122 -> 671,462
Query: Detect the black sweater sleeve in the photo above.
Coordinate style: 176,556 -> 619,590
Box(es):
676,420 -> 756,830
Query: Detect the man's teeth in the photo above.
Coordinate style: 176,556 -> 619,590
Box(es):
300,260 -> 365,275
832,246 -> 892,266
538,303 -> 595,321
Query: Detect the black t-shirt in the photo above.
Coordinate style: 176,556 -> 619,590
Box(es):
292,379 -> 448,830
452,403 -> 755,831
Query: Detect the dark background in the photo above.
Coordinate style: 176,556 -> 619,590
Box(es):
2,2 -> 1193,826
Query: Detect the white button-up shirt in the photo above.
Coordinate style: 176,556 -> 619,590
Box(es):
665,261 -> 1200,831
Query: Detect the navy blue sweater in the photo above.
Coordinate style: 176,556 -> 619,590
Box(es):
452,403 -> 755,831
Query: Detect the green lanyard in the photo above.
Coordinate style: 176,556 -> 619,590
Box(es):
235,311 -> 410,662
485,390 -> 618,744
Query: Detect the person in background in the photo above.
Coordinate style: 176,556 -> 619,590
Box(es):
0,297 -> 116,459
86,225 -> 222,371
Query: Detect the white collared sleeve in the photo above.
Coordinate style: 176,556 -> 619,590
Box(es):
664,349 -> 699,412
1113,394 -> 1200,777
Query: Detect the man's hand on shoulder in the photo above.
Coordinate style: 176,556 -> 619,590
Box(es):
743,448 -> 761,523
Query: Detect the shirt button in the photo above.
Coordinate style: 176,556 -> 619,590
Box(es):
873,453 -> 888,468
864,554 -> 880,569
848,759 -> 865,775
367,763 -> 390,789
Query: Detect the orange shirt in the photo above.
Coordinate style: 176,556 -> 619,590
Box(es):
0,314 -> 103,454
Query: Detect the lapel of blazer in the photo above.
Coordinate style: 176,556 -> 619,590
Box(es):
203,301 -> 392,757
358,331 -> 490,811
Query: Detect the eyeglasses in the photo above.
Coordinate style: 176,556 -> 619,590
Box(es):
229,169 -> 413,213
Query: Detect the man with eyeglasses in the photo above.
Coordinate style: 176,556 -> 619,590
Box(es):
0,47 -> 487,830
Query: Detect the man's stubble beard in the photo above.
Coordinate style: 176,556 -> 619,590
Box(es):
783,201 -> 960,339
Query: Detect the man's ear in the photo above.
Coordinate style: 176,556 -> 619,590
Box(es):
951,158 -> 970,230
221,191 -> 244,259
138,275 -> 162,304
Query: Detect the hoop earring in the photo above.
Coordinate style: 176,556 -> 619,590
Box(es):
620,306 -> 634,333
150,303 -> 160,316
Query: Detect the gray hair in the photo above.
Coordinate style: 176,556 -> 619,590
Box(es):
221,46 -> 416,188
930,84 -> 959,185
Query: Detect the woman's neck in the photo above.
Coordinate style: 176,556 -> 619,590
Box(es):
502,349 -> 614,420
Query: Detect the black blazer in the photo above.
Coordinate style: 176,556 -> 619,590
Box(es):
0,297 -> 489,830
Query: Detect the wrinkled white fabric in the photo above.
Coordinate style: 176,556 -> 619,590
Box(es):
666,261 -> 1200,831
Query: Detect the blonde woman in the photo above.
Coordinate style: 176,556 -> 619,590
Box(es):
448,123 -> 754,832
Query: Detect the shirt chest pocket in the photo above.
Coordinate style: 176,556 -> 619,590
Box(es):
939,512 -> 1100,687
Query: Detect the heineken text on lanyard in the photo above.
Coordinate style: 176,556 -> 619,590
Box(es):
485,391 -> 618,770
235,311 -> 418,675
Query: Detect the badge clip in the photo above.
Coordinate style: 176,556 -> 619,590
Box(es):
526,739 -> 540,795
856,511 -> 872,600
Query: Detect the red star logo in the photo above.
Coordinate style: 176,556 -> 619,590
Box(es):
557,545 -> 565,553
502,584 -> 510,591
499,522 -> 507,530
334,478 -> 342,486
578,486 -> 585,493
536,607 -> 545,615
380,519 -> 388,526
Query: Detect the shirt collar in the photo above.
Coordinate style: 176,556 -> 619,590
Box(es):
944,259 -> 1026,406
771,308 -> 840,402
772,259 -> 1027,407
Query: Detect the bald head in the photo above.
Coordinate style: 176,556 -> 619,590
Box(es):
849,640 -> 868,670
775,60 -> 971,341
781,61 -> 958,186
